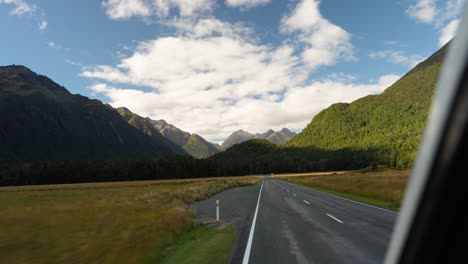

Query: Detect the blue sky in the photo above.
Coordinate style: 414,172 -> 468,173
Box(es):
0,0 -> 465,142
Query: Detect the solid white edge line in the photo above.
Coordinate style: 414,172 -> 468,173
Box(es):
326,213 -> 344,224
242,177 -> 264,264
303,200 -> 310,204
288,182 -> 399,214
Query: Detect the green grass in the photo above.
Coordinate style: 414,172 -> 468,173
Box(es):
155,225 -> 236,264
0,177 -> 258,264
278,170 -> 410,212
294,183 -> 401,211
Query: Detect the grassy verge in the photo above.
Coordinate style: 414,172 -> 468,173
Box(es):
151,225 -> 235,264
293,183 -> 401,211
0,177 -> 258,264
277,170 -> 410,212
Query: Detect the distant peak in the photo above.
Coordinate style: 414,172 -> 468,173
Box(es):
0,65 -> 34,76
117,106 -> 131,112
1,64 -> 30,70
116,107 -> 135,117
0,65 -> 70,95
191,133 -> 202,139
280,128 -> 290,132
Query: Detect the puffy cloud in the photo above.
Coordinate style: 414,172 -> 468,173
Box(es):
280,0 -> 353,70
89,74 -> 400,142
84,21 -> 398,141
82,19 -> 306,100
102,0 -> 150,19
168,17 -> 255,39
101,0 -> 214,19
405,0 -> 465,46
406,0 -> 437,23
225,0 -> 271,8
369,50 -> 425,69
0,0 -> 48,30
0,0 -> 34,15
84,0 -> 396,142
439,19 -> 460,47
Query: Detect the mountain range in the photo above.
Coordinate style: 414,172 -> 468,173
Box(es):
117,108 -> 219,159
220,128 -> 297,150
0,65 -> 294,162
0,65 -> 186,163
0,41 -> 447,178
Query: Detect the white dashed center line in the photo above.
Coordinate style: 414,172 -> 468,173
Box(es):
326,213 -> 344,224
303,200 -> 310,204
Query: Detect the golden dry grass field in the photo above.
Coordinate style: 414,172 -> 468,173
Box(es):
274,170 -> 410,211
0,176 -> 260,264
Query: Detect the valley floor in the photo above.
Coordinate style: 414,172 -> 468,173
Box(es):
0,176 -> 259,264
0,170 -> 409,263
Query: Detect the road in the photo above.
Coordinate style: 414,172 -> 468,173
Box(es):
190,184 -> 260,263
245,176 -> 397,264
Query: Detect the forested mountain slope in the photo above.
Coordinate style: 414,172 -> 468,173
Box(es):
286,43 -> 448,167
0,66 -> 183,162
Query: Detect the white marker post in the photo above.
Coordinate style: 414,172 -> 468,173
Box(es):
216,199 -> 220,221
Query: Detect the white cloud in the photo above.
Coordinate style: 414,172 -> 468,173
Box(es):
0,0 -> 34,15
369,50 -> 425,69
436,0 -> 466,26
84,0 -> 398,142
38,17 -> 47,30
89,74 -> 400,142
82,16 -> 398,141
48,41 -> 58,48
439,19 -> 460,47
405,0 -> 465,46
101,0 -> 214,19
102,0 -> 150,19
0,0 -> 48,30
406,0 -> 437,24
225,0 -> 271,8
280,0 -> 353,70
82,18 -> 306,98
168,17 -> 255,39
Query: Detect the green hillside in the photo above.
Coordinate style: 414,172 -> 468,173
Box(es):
286,43 -> 448,168
183,134 -> 220,159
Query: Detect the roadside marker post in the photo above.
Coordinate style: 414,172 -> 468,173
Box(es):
216,200 -> 219,221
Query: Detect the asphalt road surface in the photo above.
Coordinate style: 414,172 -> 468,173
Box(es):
190,184 -> 260,263
191,176 -> 397,264
246,176 -> 398,264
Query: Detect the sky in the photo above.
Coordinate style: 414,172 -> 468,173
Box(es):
0,0 -> 466,143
